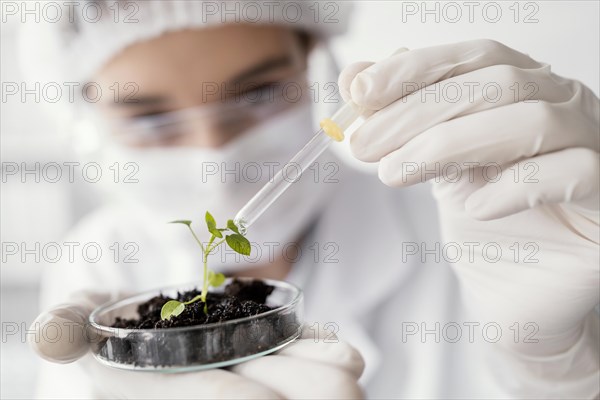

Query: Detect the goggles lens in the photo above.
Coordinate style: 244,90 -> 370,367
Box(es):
109,74 -> 308,146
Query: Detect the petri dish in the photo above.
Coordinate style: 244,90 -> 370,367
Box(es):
88,278 -> 303,372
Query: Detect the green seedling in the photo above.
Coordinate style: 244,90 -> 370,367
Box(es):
160,212 -> 251,320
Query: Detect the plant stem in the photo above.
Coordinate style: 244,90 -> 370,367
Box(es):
184,294 -> 203,305
200,235 -> 216,314
202,251 -> 209,303
209,238 -> 227,254
187,225 -> 205,254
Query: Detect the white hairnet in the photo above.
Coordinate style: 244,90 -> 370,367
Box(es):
18,0 -> 352,84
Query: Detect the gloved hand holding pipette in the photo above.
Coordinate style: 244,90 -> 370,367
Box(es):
339,40 -> 600,397
238,39 -> 600,399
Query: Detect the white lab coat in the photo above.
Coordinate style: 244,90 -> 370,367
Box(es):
36,152 -> 507,399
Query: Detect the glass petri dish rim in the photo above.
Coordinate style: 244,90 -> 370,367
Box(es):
89,277 -> 303,336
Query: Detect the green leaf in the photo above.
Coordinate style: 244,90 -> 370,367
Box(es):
205,212 -> 223,238
205,211 -> 217,230
169,220 -> 192,226
208,270 -> 226,287
161,300 -> 185,320
225,234 -> 251,256
227,219 -> 240,234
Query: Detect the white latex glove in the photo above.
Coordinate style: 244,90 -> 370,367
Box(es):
340,40 -> 599,398
28,291 -> 364,399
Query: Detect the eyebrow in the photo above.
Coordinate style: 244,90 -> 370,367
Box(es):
228,55 -> 293,85
113,55 -> 294,107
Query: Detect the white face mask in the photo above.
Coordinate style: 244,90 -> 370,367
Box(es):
103,103 -> 333,272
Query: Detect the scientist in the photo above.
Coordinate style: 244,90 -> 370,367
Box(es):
23,1 -> 599,399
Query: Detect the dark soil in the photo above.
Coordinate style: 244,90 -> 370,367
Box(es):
111,279 -> 275,329
92,279 -> 301,368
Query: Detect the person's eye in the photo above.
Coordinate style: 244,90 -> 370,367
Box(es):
127,109 -> 171,119
238,83 -> 280,105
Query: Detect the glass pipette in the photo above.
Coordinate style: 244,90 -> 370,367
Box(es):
234,101 -> 363,234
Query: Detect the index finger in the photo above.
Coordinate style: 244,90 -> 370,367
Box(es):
346,39 -> 545,110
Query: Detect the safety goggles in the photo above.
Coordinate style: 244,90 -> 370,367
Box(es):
107,74 -> 310,147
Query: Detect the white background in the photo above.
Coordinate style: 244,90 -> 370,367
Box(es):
1,1 -> 599,398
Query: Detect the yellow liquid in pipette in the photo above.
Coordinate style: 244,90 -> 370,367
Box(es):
319,118 -> 345,142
